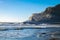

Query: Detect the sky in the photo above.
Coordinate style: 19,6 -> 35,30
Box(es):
0,0 -> 60,22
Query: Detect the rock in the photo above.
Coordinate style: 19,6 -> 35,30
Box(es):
29,4 -> 60,24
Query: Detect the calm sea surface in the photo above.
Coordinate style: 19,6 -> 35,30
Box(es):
0,26 -> 60,40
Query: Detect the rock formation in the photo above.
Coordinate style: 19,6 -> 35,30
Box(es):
23,4 -> 60,24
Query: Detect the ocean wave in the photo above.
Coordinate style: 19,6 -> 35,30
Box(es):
0,29 -> 36,38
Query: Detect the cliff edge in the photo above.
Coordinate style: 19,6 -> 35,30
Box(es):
23,4 -> 60,25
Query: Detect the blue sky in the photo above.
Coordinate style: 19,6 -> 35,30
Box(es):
0,0 -> 60,22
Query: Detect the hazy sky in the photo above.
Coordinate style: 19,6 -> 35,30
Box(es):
0,0 -> 60,22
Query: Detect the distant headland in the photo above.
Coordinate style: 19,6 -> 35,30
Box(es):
22,4 -> 60,25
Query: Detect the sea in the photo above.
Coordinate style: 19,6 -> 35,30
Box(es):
0,26 -> 60,40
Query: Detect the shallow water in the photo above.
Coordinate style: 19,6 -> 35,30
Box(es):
0,26 -> 60,40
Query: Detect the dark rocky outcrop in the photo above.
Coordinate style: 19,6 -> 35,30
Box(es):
23,4 -> 60,24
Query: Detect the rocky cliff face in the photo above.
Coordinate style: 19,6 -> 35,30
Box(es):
29,4 -> 60,24
23,4 -> 60,24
